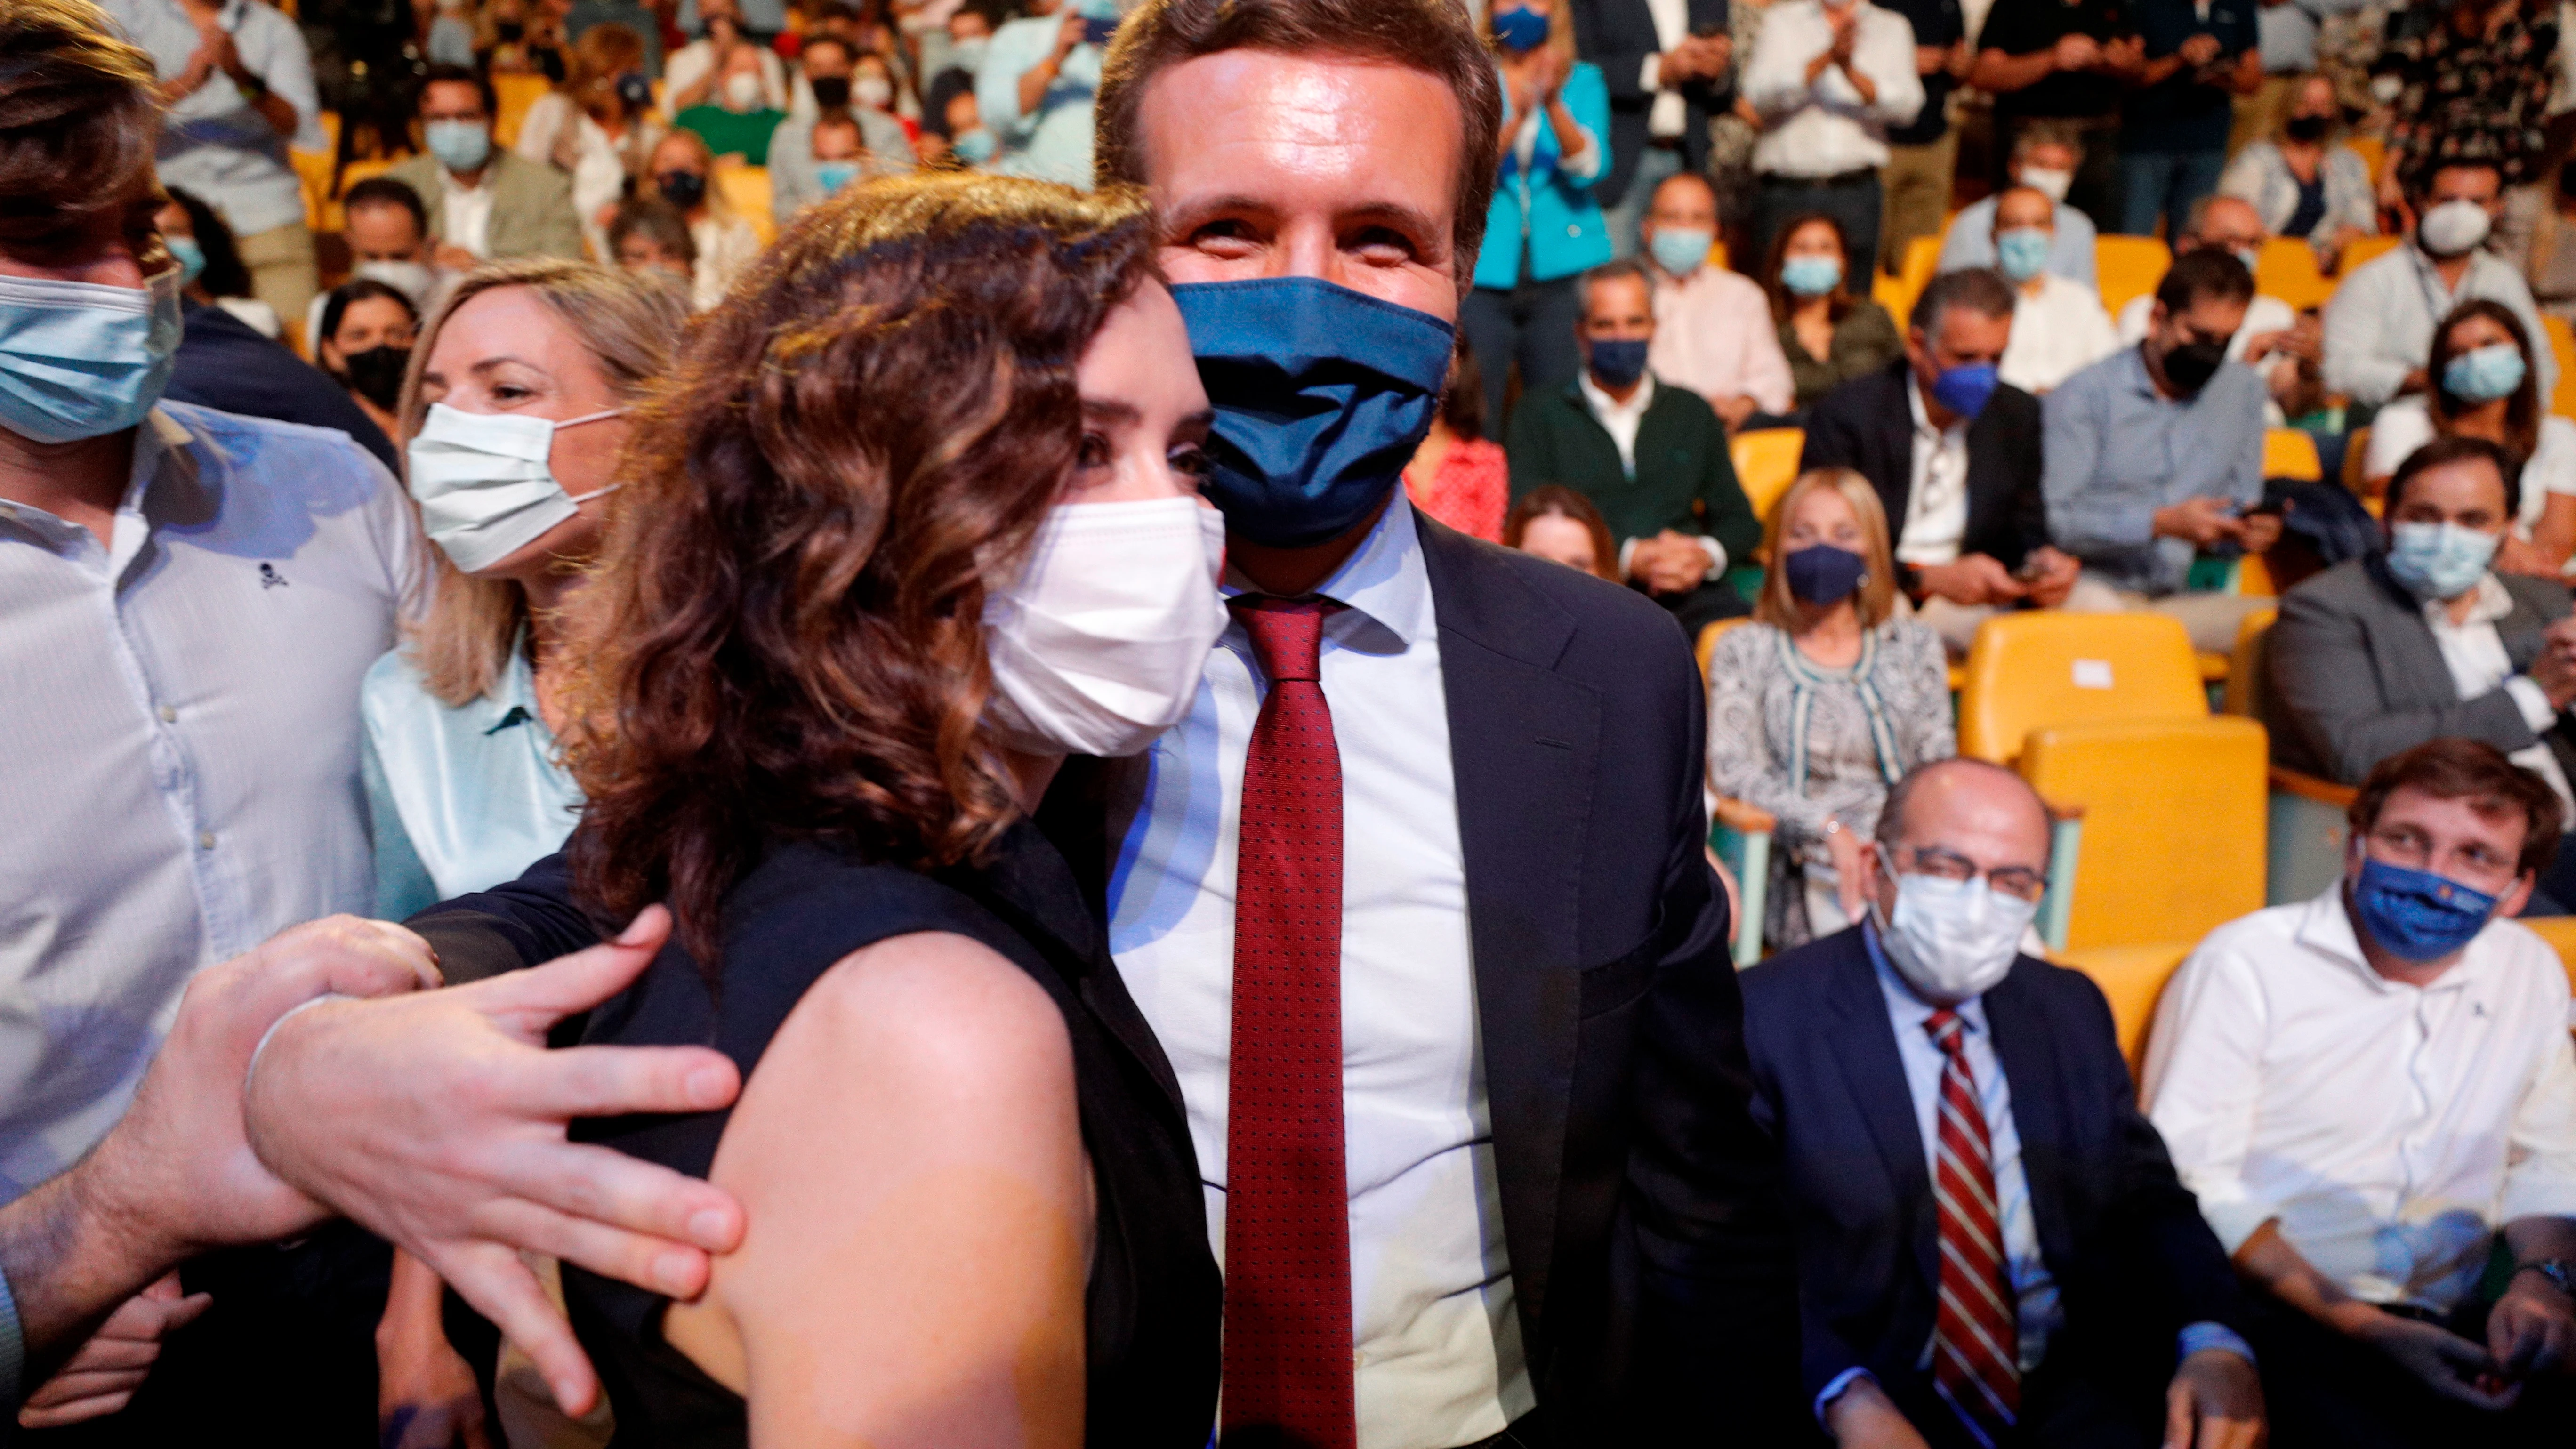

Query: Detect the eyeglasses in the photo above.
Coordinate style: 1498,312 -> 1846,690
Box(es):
1890,844 -> 2048,902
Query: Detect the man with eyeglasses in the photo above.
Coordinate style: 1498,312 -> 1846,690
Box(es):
1740,757 -> 2267,1449
2145,737 -> 2576,1449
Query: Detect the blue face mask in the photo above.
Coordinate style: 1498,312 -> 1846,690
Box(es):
2443,342 -> 2528,404
814,159 -> 861,194
1996,226 -> 2052,283
1781,255 -> 1842,297
1929,360 -> 2000,420
952,127 -> 998,165
1170,276 -> 1456,549
1648,225 -> 1713,278
166,236 -> 207,287
2385,520 -> 2499,600
1491,4 -> 1550,52
0,266 -> 183,444
2349,856 -> 2499,962
1588,336 -> 1649,389
425,118 -> 492,172
1785,543 -> 1869,604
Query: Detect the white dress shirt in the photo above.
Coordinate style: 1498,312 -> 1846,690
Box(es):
1899,373 -> 1970,566
2362,399 -> 2576,542
2143,886 -> 2576,1312
1107,501 -> 1531,1448
1743,0 -> 1925,177
1999,274 -> 2121,394
2417,572 -> 2576,819
439,168 -> 497,259
0,404 -> 412,1199
1639,0 -> 1692,138
2323,243 -> 2559,407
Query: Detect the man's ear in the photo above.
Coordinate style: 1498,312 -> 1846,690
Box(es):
1855,838 -> 1885,905
2500,870 -> 2537,920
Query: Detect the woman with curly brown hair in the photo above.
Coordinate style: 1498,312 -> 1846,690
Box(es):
550,172 -> 1229,1444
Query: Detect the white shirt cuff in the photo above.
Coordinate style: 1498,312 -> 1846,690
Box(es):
1814,1366 -> 1874,1425
2507,674 -> 2561,731
1642,52 -> 1666,90
1697,533 -> 1729,577
1618,535 -> 1640,577
2177,1321 -> 2257,1368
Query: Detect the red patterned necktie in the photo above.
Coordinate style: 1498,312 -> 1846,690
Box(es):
1222,596 -> 1354,1449
1926,1008 -> 2020,1449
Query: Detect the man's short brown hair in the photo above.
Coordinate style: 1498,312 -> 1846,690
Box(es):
1094,0 -> 1504,283
2350,738 -> 2566,877
0,0 -> 161,238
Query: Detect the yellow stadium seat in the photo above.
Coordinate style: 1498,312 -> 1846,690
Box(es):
1872,268 -> 1912,319
2347,135 -> 2386,188
1883,232 -> 1943,324
1731,427 -> 1805,530
1957,612 -> 2208,765
2095,236 -> 2173,319
2022,716 -> 2270,950
2264,427 -> 2321,482
2343,424 -> 2373,495
2226,609 -> 2361,903
291,147 -> 334,231
715,163 -> 776,244
2254,236 -> 2335,312
2053,939 -> 2195,1070
2508,916 -> 2576,1001
493,72 -> 552,151
2338,233 -> 2402,274
2545,314 -> 2576,420
2219,606 -> 2275,721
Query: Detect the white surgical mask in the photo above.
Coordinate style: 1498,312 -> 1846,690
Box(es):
1873,872 -> 2038,1005
723,70 -> 765,111
2419,198 -> 2494,258
353,258 -> 436,304
852,73 -> 893,109
950,35 -> 989,73
2017,166 -> 2073,203
983,497 -> 1229,757
405,402 -> 624,572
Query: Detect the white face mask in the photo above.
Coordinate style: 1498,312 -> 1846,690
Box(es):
405,402 -> 623,573
853,73 -> 893,109
353,258 -> 436,304
983,497 -> 1229,757
2419,197 -> 2494,258
1873,872 -> 2038,1005
723,70 -> 765,111
2017,166 -> 2074,203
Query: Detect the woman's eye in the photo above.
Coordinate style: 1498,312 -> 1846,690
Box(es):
1076,432 -> 1111,469
1170,446 -> 1213,479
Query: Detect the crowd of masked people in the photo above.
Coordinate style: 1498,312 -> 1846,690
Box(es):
3,0 -> 2576,1446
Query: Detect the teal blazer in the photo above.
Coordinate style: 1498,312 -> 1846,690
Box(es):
1473,59 -> 1615,290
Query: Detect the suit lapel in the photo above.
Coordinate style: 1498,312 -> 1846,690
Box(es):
1826,936 -> 1940,1294
1414,509 -> 1599,1344
1983,964 -> 2078,1273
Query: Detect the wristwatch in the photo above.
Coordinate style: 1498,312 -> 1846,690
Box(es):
2515,1259 -> 2576,1298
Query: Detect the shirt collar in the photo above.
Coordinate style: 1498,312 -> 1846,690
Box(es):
1220,491 -> 1436,650
460,629 -> 549,737
2424,570 -> 2514,629
0,407 -> 199,554
1906,370 -> 1963,441
1577,369 -> 1656,425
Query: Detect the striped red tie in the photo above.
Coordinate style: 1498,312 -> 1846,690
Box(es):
1926,1008 -> 2020,1449
1221,596 -> 1354,1449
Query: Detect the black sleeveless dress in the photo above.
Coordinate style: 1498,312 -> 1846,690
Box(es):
560,821 -> 1221,1447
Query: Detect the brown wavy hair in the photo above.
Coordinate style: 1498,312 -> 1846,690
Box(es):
563,173 -> 1160,961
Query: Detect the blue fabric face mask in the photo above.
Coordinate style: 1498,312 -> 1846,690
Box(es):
426,119 -> 492,172
1929,360 -> 2000,420
1491,4 -> 1550,52
1588,336 -> 1649,389
2443,342 -> 2527,404
814,159 -> 861,195
0,266 -> 183,444
1648,226 -> 1713,278
167,236 -> 207,287
1169,276 -> 1456,549
2350,856 -> 2499,962
1996,226 -> 2052,283
1785,543 -> 1869,604
1781,255 -> 1843,297
2385,520 -> 2499,600
952,127 -> 998,165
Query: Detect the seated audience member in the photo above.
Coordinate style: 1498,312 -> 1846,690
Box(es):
387,64 -> 586,264
608,195 -> 699,285
1988,184 -> 2118,394
916,64 -> 988,169
338,177 -> 452,315
1768,210 -> 1906,409
1505,483 -> 1624,580
2144,738 -> 2576,1449
2268,437 -> 2576,858
663,0 -> 788,116
978,0 -> 1109,186
847,48 -> 917,140
564,0 -> 663,73
1743,757 -> 2264,1449
642,129 -> 762,311
1507,258 -> 1764,631
312,278 -> 419,450
2325,156 -> 2556,409
160,201 -> 402,473
1403,339 -> 1509,541
1802,267 -> 2080,652
2530,159 -> 2576,322
1641,170 -> 1796,430
2362,302 -> 2576,574
515,22 -> 666,255
1936,121 -> 2099,284
2115,195 -> 2313,422
2217,72 -> 2377,268
1706,469 -> 1956,946
768,34 -> 915,224
674,38 -> 789,162
158,185 -> 279,337
807,109 -> 872,198
2045,249 -> 2278,652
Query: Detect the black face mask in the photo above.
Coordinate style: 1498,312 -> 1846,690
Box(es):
496,18 -> 524,40
2560,158 -> 2576,199
339,345 -> 411,411
807,75 -> 851,110
2157,334 -> 2229,394
2284,113 -> 2329,143
656,169 -> 708,211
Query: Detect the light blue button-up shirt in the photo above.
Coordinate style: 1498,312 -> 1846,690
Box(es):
2043,344 -> 2265,596
99,0 -> 322,239
976,13 -> 1101,187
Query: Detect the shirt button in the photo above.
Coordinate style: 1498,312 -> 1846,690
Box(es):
157,704 -> 177,723
196,831 -> 215,850
1566,223 -> 1582,238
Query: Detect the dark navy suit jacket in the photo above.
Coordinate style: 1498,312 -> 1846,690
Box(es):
1739,926 -> 2245,1420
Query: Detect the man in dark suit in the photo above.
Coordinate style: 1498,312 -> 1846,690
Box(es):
1801,266 -> 2081,653
1570,0 -> 1733,257
403,2 -> 1802,1446
165,301 -> 399,472
1741,757 -> 2265,1449
1506,258 -> 1763,634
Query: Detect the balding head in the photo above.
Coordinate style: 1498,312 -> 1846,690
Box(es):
2190,195 -> 2268,258
1867,758 -> 2053,914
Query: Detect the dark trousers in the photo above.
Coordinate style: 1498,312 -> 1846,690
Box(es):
2119,147 -> 2228,239
1884,1345 -> 2168,1449
2252,1297 -> 2574,1449
1749,170 -> 1884,286
1460,268 -> 1586,436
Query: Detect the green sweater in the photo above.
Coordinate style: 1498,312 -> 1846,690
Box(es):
1504,377 -> 1763,568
